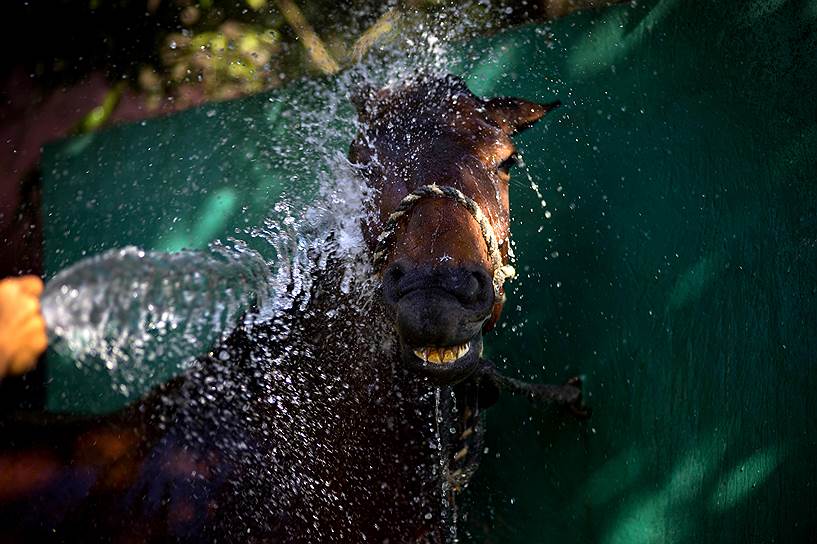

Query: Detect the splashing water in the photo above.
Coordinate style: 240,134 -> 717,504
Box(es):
41,242 -> 271,373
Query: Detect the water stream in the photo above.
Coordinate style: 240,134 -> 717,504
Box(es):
41,242 -> 271,373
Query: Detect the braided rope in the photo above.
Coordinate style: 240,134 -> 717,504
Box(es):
372,184 -> 516,297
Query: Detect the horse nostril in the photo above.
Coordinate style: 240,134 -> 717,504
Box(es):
382,262 -> 406,304
471,269 -> 491,297
448,267 -> 493,305
459,273 -> 480,302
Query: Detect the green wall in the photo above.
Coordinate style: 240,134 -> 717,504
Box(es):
460,1 -> 817,542
41,0 -> 816,540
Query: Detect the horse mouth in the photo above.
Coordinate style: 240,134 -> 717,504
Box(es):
384,268 -> 491,383
402,335 -> 482,385
412,342 -> 470,365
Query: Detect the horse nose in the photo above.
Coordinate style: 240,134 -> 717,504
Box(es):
382,262 -> 494,309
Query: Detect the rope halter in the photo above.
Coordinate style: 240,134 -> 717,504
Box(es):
371,183 -> 516,297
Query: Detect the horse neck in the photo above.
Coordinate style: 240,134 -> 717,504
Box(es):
145,251 -> 459,541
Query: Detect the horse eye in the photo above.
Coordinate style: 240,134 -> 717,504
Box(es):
497,153 -> 519,176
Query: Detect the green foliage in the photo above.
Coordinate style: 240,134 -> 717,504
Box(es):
161,22 -> 282,102
3,0 -> 547,118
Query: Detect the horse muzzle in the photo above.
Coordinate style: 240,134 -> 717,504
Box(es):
382,261 -> 494,384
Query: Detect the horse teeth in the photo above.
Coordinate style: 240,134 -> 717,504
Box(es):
414,343 -> 470,364
413,348 -> 429,362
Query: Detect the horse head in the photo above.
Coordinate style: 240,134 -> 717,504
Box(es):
349,74 -> 558,384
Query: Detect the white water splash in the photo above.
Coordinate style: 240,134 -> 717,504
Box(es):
41,243 -> 271,371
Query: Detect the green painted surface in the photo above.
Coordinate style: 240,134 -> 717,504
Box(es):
41,0 -> 816,540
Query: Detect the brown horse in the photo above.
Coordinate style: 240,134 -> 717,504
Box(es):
0,74 -> 583,543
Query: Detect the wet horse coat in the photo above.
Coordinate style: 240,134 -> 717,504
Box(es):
0,75 -> 581,542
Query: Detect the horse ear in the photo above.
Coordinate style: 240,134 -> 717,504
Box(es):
486,97 -> 561,134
